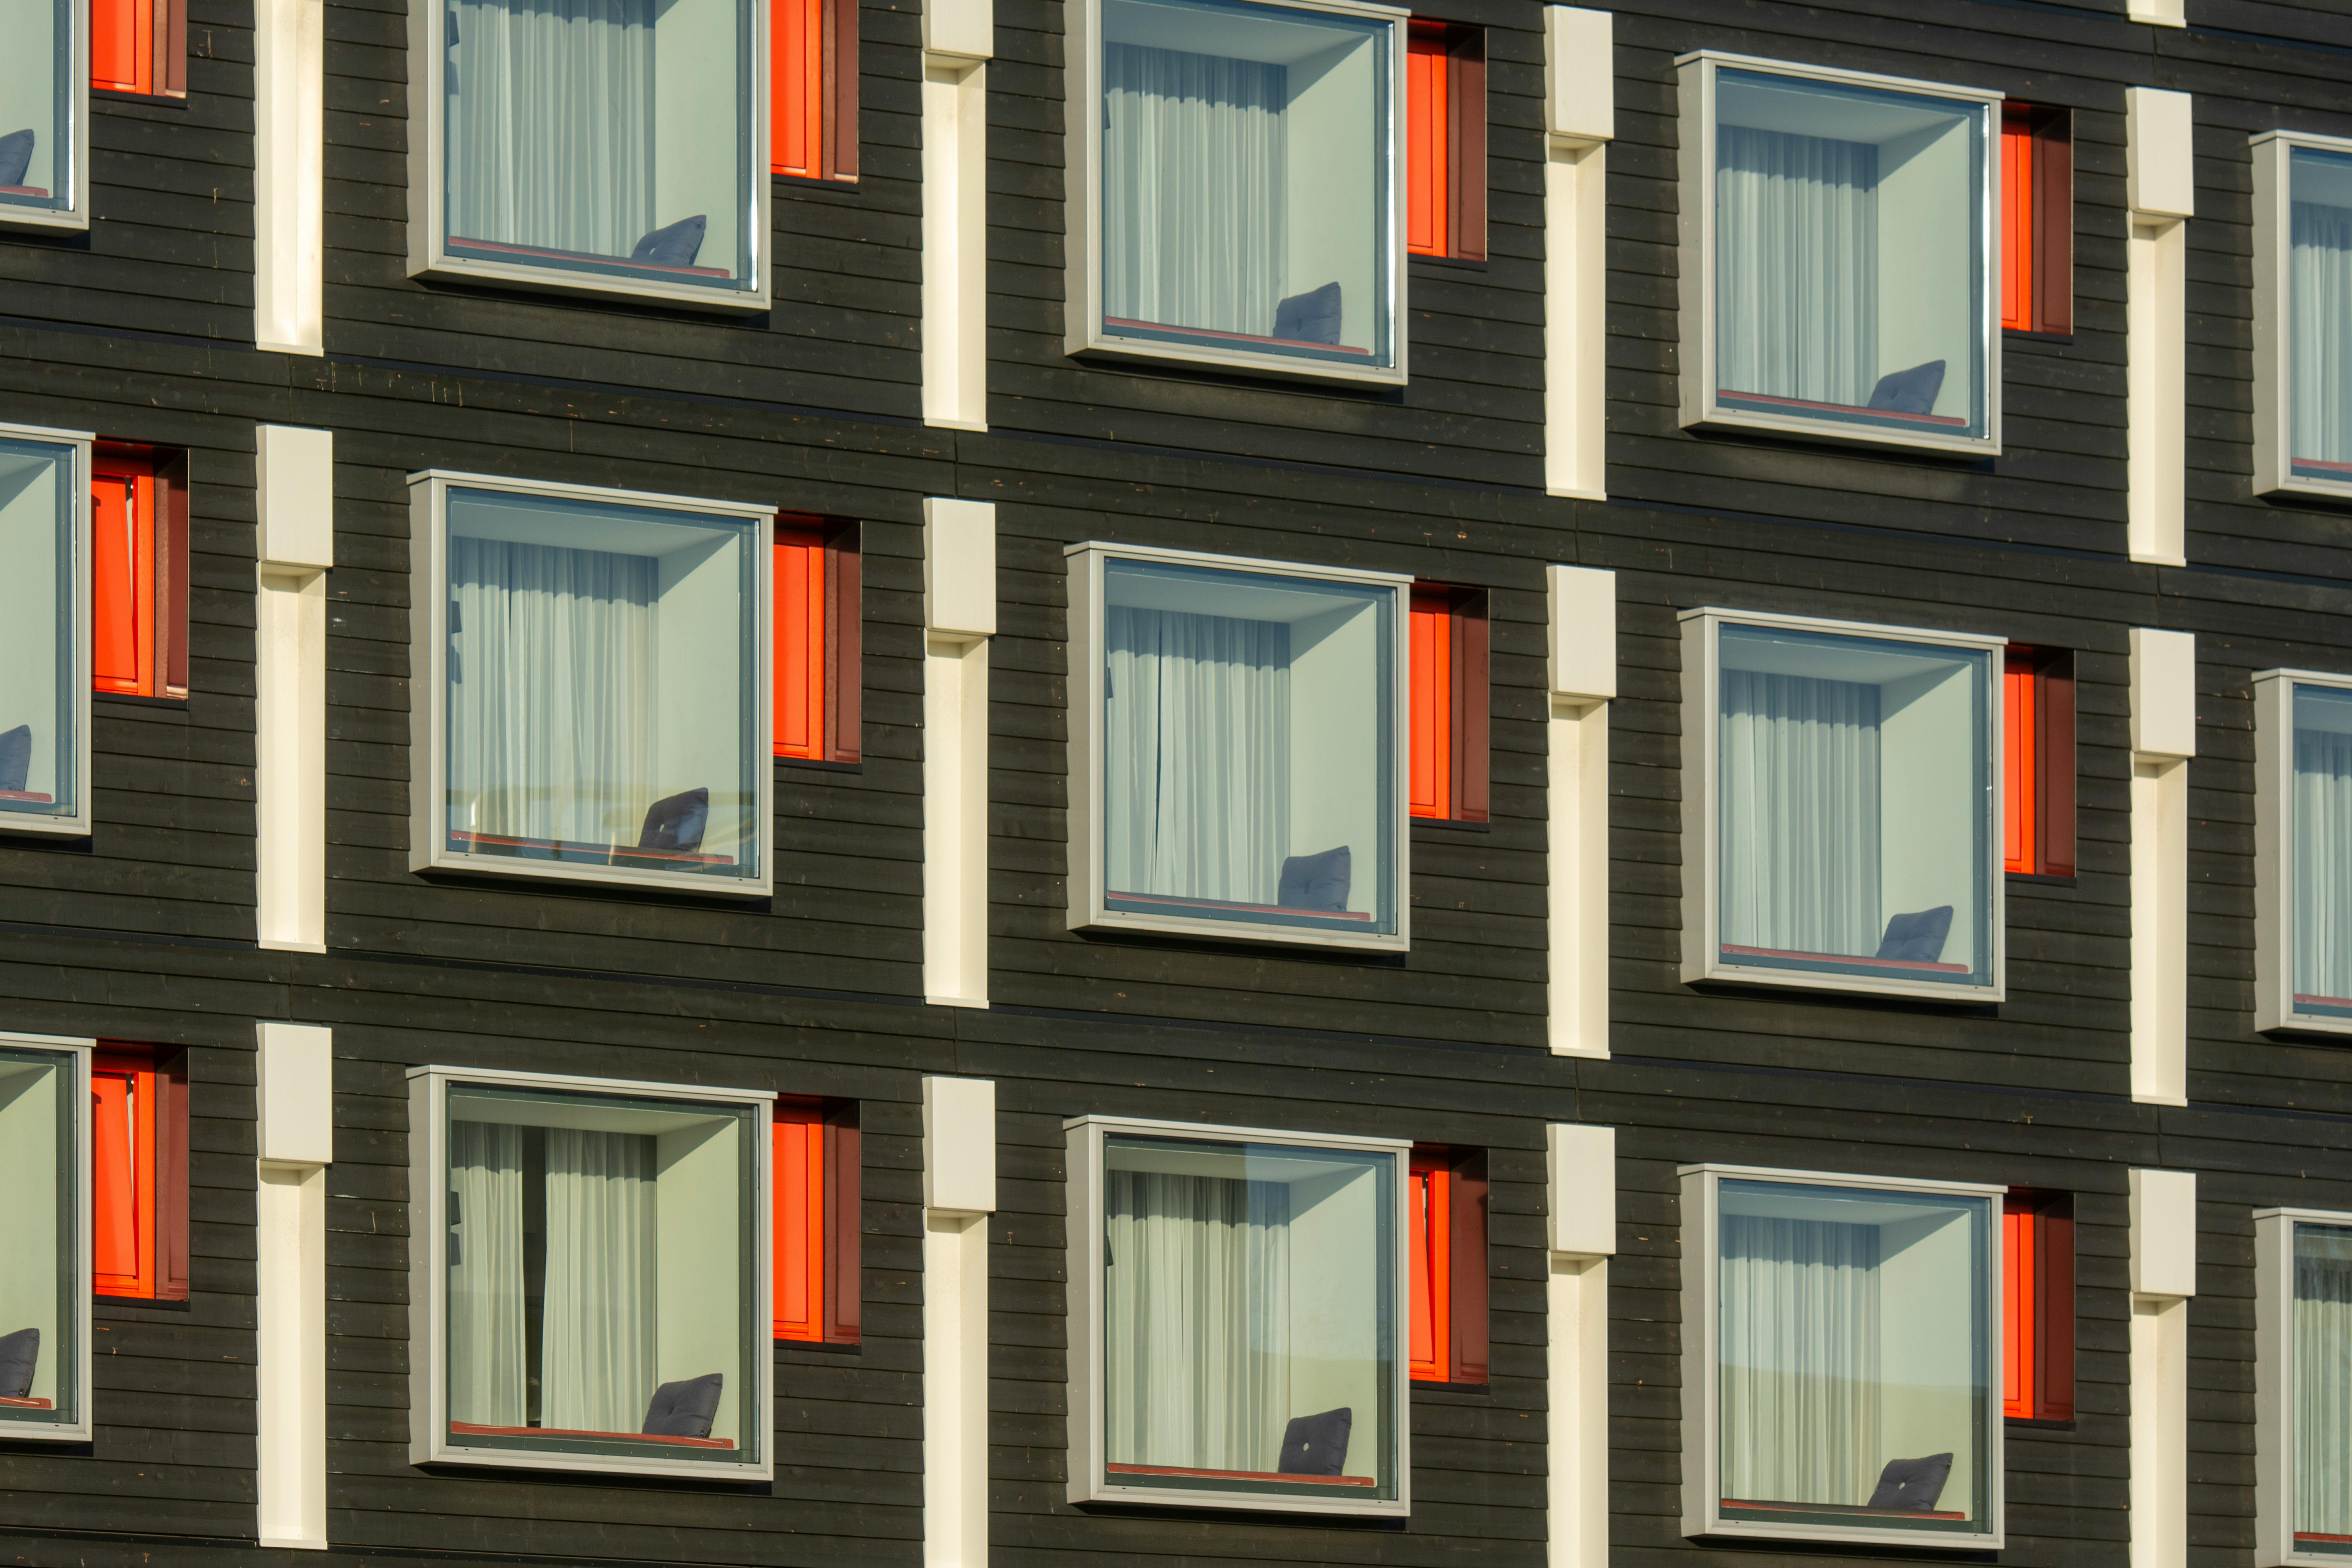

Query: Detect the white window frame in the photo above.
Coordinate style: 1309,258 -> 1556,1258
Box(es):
405,470 -> 777,897
1678,1162 -> 2005,1552
0,421 -> 94,839
2256,1205 -> 2352,1568
2252,130 -> 2352,501
0,0 -> 89,235
1061,0 -> 1410,387
1674,51 -> 2003,458
405,1063 -> 776,1480
1063,1112 -> 1411,1518
2254,667 -> 2352,1034
0,1032 -> 92,1445
402,0 -> 773,312
1065,539 -> 1411,952
1679,606 -> 2007,1001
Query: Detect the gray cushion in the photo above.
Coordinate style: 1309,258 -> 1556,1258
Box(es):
1867,360 -> 1947,416
0,1327 -> 38,1400
1277,1406 -> 1351,1475
631,215 -> 707,267
1876,906 -> 1954,964
642,1372 -> 724,1438
1867,1452 -> 1953,1511
0,725 -> 29,794
0,130 -> 32,189
638,788 -> 710,854
1272,282 -> 1342,345
1278,846 -> 1350,911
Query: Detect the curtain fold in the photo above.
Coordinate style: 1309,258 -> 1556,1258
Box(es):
540,1129 -> 657,1434
2297,1230 -> 2352,1538
448,538 -> 659,848
1720,670 -> 1881,956
446,0 -> 658,257
1104,1171 -> 1290,1472
2294,729 -> 2352,1002
447,1121 -> 527,1426
2292,201 -> 2352,467
1102,42 -> 1288,338
1719,1214 -> 1881,1506
1105,606 -> 1290,904
1716,126 -> 1879,407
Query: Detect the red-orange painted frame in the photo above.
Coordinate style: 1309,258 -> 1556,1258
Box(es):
91,446 -> 191,702
1409,1147 -> 1488,1385
2003,1190 -> 2075,1421
1405,21 -> 1486,261
92,1045 -> 190,1303
2004,646 -> 2076,878
91,0 -> 185,96
771,0 -> 859,181
1410,585 -> 1489,823
774,519 -> 862,762
772,1102 -> 860,1343
2001,104 -> 2073,336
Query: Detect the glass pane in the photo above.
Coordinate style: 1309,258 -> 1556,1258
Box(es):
1716,623 -> 1993,986
443,0 -> 753,289
0,1045 -> 76,1430
1717,1179 -> 1992,1533
1101,1132 -> 1396,1500
2290,147 -> 2352,484
0,0 -> 71,215
442,487 -> 761,882
1098,0 -> 1394,368
1100,557 -> 1396,935
0,437 -> 78,822
2294,686 -> 2352,1017
2294,1221 -> 2352,1553
443,1083 -> 759,1462
1713,68 -> 1989,439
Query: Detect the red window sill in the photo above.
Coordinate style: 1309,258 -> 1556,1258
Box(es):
449,830 -> 734,869
1103,316 -> 1374,358
1109,890 -> 1374,923
1724,1498 -> 1966,1521
1721,944 -> 1968,975
448,1421 -> 733,1450
1718,389 -> 1969,429
448,237 -> 733,279
1106,1461 -> 1374,1488
0,1397 -> 54,1409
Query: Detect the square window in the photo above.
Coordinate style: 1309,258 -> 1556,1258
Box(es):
407,472 -> 775,896
0,423 -> 94,837
1408,1148 -> 1486,1385
1065,0 -> 1407,384
1067,542 -> 1408,950
771,0 -> 855,180
1,0 -> 87,232
90,0 -> 184,97
2000,1190 -> 2073,1422
1677,53 -> 2000,455
410,0 -> 770,308
1681,1164 -> 2003,1549
773,519 -> 860,763
1408,585 -> 1488,824
92,446 -> 190,702
1405,21 -> 1483,261
2254,132 -> 2352,499
771,1102 -> 858,1343
2002,646 -> 2074,878
93,1045 -> 190,1302
1999,104 -> 2071,335
0,1033 -> 93,1443
1682,609 -> 2004,998
409,1065 -> 775,1478
2256,1207 -> 2352,1567
2253,669 -> 2352,1033
1065,1114 -> 1409,1516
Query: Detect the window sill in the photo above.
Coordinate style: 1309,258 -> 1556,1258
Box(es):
93,87 -> 190,108
1070,328 -> 1406,390
1410,1377 -> 1491,1394
777,755 -> 864,774
2002,326 -> 2074,345
1683,401 -> 1998,460
95,691 -> 192,712
2004,1414 -> 2076,1431
773,170 -> 860,190
411,252 -> 770,315
1408,252 -> 1490,272
2005,869 -> 2078,886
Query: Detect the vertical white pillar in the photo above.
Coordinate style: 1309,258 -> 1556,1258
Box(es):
255,1021 -> 334,1550
922,0 -> 993,431
924,499 -> 996,1007
1548,566 -> 1615,1057
1546,1124 -> 1614,1568
252,0 -> 325,354
923,1076 -> 996,1568
2130,629 -> 2196,1105
1542,7 -> 1612,500
255,426 -> 336,953
2129,1169 -> 2198,1568
2126,88 -> 2194,564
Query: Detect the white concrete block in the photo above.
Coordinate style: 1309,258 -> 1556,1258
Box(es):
1546,1123 -> 1616,1257
1544,7 -> 1614,146
923,1075 -> 997,1214
924,498 -> 998,639
2129,87 -> 2197,221
256,1021 -> 335,1166
924,0 -> 993,61
257,426 -> 336,570
2131,1166 -> 2199,1299
2132,627 -> 2198,759
1548,565 -> 1617,702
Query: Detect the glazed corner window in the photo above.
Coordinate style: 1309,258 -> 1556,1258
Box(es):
771,1103 -> 858,1344
93,446 -> 190,702
416,0 -> 768,307
0,1035 -> 91,1443
93,1046 -> 190,1302
2002,646 -> 2074,878
0,425 -> 93,837
773,519 -> 860,762
1408,1149 -> 1486,1385
1405,21 -> 1483,261
408,473 -> 774,895
2256,1208 -> 2352,1567
1677,53 -> 1997,453
1683,611 -> 2002,997
1682,1165 -> 2001,1548
0,0 -> 85,231
2001,1191 -> 2073,1423
1409,586 -> 1488,823
1070,0 -> 1406,383
771,0 -> 856,180
91,0 -> 185,96
410,1067 -> 773,1477
1066,1116 -> 1407,1516
2254,670 -> 2352,1033
1999,105 -> 2071,335
1069,543 -> 1407,950
2254,132 -> 2352,498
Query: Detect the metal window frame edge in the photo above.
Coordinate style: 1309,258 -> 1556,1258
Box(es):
2253,668 -> 2352,1035
0,0 -> 90,234
2250,1205 -> 2352,1567
0,423 -> 95,838
0,1033 -> 93,1443
2250,131 -> 2352,503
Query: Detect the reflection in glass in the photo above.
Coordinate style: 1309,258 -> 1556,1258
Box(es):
0,1045 -> 75,1431
0,437 -> 78,822
1098,0 -> 1394,367
0,0 -> 70,216
1101,557 -> 1396,935
1717,1179 -> 1991,1532
443,1083 -> 758,1462
441,487 -> 760,882
2293,685 -> 2352,1018
1713,68 -> 1989,439
2291,147 -> 2352,483
2295,1221 -> 2352,1553
1101,1132 -> 1395,1499
1715,623 -> 1993,987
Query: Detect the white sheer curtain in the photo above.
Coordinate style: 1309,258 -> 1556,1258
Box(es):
445,0 -> 657,256
1720,671 -> 1881,956
2298,1230 -> 2352,1537
1105,607 -> 1290,903
448,539 -> 659,848
2295,730 -> 2352,1002
1716,126 -> 1878,407
1720,1215 -> 1881,1506
1102,43 -> 1287,338
2292,201 -> 2352,466
1104,1171 -> 1290,1472
448,1122 -> 527,1425
541,1129 -> 657,1434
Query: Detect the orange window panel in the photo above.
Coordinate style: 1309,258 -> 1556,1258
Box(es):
2002,106 -> 2035,332
2004,655 -> 2036,874
2003,1201 -> 2036,1419
92,465 -> 158,697
773,1109 -> 828,1341
93,1063 -> 159,1298
775,529 -> 829,759
1410,590 -> 1453,820
1409,1157 -> 1452,1381
772,0 -> 826,178
1406,29 -> 1449,258
92,0 -> 154,95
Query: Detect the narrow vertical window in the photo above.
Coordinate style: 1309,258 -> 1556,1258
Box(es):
0,425 -> 93,835
2004,646 -> 2076,878
1406,22 -> 1485,262
0,1034 -> 90,1442
92,1046 -> 190,1302
1409,1147 -> 1487,1385
773,519 -> 861,762
772,1103 -> 859,1343
2000,106 -> 2072,335
1409,586 -> 1488,824
91,446 -> 189,701
2002,1191 -> 2074,1421
91,0 -> 185,97
771,0 -> 858,181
